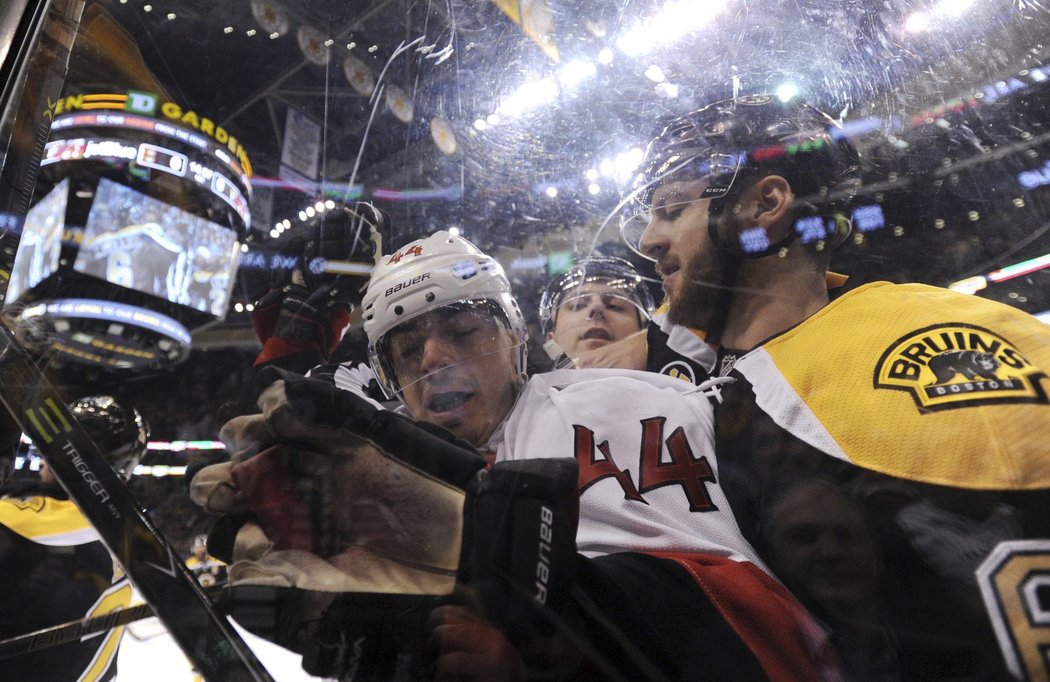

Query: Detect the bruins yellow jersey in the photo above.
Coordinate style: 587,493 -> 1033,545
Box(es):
0,491 -> 131,682
712,282 -> 1050,681
0,494 -> 103,545
734,281 -> 1050,490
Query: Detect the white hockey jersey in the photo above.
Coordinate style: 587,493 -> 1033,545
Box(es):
498,367 -> 769,570
324,360 -> 769,569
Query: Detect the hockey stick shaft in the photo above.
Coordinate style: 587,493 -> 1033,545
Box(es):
0,322 -> 273,681
0,602 -> 155,659
0,582 -> 225,659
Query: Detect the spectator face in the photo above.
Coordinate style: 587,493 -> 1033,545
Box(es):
768,480 -> 881,615
39,461 -> 55,485
550,282 -> 645,358
386,306 -> 521,447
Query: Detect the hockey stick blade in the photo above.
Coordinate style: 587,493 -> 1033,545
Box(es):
0,321 -> 274,682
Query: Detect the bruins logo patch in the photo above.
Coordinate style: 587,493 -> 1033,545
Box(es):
873,323 -> 1047,411
660,360 -> 696,384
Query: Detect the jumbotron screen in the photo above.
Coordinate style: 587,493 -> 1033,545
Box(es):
5,178 -> 70,303
1,91 -> 251,370
73,178 -> 238,318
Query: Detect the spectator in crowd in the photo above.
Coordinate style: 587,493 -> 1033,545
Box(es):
185,533 -> 227,588
764,477 -> 895,680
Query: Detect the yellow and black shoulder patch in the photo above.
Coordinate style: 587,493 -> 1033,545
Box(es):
874,323 -> 1048,411
658,360 -> 697,383
0,495 -> 47,513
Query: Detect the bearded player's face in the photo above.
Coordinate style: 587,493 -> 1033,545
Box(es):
637,178 -> 725,329
385,306 -> 521,448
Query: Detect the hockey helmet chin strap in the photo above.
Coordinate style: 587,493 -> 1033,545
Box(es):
701,165 -> 848,346
699,167 -> 801,347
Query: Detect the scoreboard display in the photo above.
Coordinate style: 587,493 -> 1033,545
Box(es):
2,91 -> 252,371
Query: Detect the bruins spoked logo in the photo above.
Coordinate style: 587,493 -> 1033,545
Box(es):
659,360 -> 697,384
874,323 -> 1047,411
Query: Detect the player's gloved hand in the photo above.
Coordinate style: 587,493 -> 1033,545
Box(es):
299,201 -> 385,290
254,367 -> 486,489
189,369 -> 487,595
251,268 -> 353,365
189,460 -> 246,514
191,438 -> 462,593
252,202 -> 388,366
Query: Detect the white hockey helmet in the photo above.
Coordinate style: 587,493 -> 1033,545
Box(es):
361,230 -> 528,398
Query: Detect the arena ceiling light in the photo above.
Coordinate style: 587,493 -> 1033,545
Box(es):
776,82 -> 800,102
616,0 -> 729,57
599,147 -> 645,184
935,0 -> 976,18
559,60 -> 597,88
497,77 -> 559,118
905,11 -> 931,32
907,0 -> 977,33
644,65 -> 666,83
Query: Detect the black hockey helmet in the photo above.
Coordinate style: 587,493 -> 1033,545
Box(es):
538,257 -> 656,337
67,396 -> 150,480
622,94 -> 862,258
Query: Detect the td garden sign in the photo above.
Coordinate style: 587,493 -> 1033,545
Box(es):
46,90 -> 253,177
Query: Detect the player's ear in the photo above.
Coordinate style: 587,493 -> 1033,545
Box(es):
750,175 -> 793,228
725,175 -> 793,243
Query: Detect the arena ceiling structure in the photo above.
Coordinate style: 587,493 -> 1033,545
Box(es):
3,1 -> 1050,678
57,0 -> 1050,335
1,0 -> 1050,369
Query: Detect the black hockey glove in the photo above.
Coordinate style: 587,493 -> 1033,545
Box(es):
252,277 -> 353,366
300,201 -> 385,290
254,366 -> 486,489
456,458 -> 580,643
252,202 -> 388,365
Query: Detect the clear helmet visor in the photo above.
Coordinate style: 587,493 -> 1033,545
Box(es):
620,149 -> 744,260
371,302 -> 526,446
546,277 -> 653,330
375,302 -> 522,393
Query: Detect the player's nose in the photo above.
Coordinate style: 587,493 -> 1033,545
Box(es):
418,334 -> 457,375
638,216 -> 670,261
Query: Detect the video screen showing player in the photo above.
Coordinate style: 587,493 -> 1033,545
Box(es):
73,178 -> 238,318
5,179 -> 70,304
